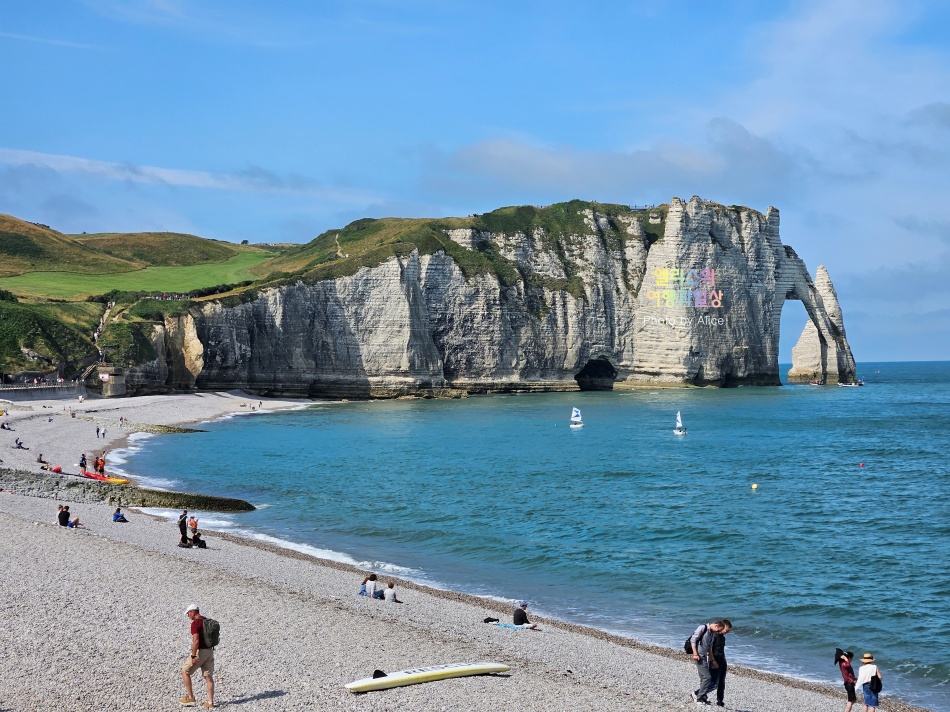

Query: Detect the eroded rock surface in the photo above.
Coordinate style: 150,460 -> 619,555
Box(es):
125,197 -> 856,396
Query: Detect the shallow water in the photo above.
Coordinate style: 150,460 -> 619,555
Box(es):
117,361 -> 950,710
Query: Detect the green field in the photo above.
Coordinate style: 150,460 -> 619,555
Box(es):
0,252 -> 272,299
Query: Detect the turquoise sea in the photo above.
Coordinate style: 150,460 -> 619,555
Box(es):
115,361 -> 950,710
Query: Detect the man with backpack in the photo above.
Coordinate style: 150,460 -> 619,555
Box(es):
180,604 -> 217,708
688,620 -> 727,705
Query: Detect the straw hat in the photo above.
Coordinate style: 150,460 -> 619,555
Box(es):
861,653 -> 875,663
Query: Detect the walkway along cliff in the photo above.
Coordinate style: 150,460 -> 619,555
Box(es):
118,196 -> 857,397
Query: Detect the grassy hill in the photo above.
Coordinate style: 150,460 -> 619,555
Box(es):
254,200 -> 657,287
0,214 -> 142,277
0,200 -> 665,375
0,252 -> 273,300
74,231 -> 239,266
0,295 -> 101,375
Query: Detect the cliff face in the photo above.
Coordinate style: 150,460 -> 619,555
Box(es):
787,265 -> 857,383
127,197 -> 856,397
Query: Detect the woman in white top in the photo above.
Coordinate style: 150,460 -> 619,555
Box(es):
854,652 -> 882,712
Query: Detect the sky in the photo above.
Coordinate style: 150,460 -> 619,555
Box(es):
2,0 -> 949,362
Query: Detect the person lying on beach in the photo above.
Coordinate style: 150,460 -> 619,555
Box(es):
0,422 -> 13,430
113,508 -> 129,523
383,582 -> 402,603
513,601 -> 538,629
14,438 -> 28,450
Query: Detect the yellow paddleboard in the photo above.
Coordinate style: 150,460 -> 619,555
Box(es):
104,476 -> 131,485
345,661 -> 510,693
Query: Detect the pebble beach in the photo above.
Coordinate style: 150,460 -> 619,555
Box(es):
0,391 -> 929,711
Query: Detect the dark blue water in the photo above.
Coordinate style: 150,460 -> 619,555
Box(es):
118,362 -> 950,710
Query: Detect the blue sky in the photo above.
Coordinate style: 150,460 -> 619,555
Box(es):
2,0 -> 949,362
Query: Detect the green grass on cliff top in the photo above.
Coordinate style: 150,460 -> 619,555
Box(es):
73,231 -> 240,266
254,199 -> 659,285
0,251 -> 271,299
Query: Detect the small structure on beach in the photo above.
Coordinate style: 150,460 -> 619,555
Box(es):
98,366 -> 127,398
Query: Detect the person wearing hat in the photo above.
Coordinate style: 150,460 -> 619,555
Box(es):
854,653 -> 882,712
835,649 -> 857,712
180,604 -> 215,708
513,601 -> 537,629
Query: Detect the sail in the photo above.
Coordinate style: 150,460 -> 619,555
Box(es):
571,407 -> 583,423
675,411 -> 683,429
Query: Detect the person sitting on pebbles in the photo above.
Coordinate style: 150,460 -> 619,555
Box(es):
514,601 -> 538,629
383,581 -> 403,603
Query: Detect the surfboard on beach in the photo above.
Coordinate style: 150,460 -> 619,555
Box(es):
345,661 -> 511,693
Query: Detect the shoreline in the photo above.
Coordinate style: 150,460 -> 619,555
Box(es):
0,391 -> 933,710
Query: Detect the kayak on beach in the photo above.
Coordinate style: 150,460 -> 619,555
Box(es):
81,470 -> 131,485
345,661 -> 511,693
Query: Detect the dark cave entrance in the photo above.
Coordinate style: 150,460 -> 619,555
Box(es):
574,357 -> 618,391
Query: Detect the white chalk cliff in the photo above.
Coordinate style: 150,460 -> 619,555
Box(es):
124,197 -> 857,396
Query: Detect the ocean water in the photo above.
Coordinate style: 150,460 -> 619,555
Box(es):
116,362 -> 950,710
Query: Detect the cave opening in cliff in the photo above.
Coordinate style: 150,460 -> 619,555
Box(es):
780,299 -> 810,373
574,358 -> 618,391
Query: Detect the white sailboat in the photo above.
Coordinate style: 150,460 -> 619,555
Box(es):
569,407 -> 584,429
674,410 -> 687,436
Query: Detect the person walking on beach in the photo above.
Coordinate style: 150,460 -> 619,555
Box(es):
178,510 -> 189,546
95,425 -> 100,438
712,619 -> 731,707
689,620 -> 726,704
836,649 -> 857,712
855,653 -> 882,712
514,601 -> 537,629
180,604 -> 215,708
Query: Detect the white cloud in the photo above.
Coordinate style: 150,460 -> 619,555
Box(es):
0,31 -> 101,50
0,148 -> 379,204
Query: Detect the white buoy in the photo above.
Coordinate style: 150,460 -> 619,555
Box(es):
751,483 -> 758,490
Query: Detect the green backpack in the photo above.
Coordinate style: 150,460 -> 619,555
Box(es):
201,617 -> 221,648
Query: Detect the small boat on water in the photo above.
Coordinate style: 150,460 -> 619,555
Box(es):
674,410 -> 687,436
809,379 -> 825,386
569,407 -> 584,429
838,380 -> 865,387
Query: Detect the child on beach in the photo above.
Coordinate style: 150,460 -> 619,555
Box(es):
383,582 -> 402,603
113,508 -> 129,523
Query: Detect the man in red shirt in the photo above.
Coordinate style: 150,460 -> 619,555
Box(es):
180,604 -> 215,708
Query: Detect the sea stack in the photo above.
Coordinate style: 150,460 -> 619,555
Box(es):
787,265 -> 857,384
